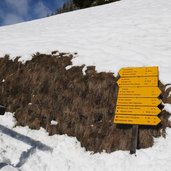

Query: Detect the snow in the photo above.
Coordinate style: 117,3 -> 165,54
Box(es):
164,104 -> 171,114
0,113 -> 171,171
1,165 -> 19,171
164,104 -> 171,122
1,0 -> 171,170
50,120 -> 58,126
165,85 -> 171,91
0,0 -> 171,84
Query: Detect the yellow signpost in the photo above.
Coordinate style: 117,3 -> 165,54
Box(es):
115,106 -> 161,115
119,66 -> 158,77
114,115 -> 161,125
118,87 -> 161,97
117,77 -> 158,87
114,66 -> 161,154
116,97 -> 161,106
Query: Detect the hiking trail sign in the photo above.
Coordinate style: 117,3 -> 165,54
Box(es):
115,106 -> 161,115
114,115 -> 161,125
118,87 -> 161,98
114,66 -> 161,125
113,66 -> 162,154
116,97 -> 161,106
117,77 -> 158,87
118,66 -> 158,77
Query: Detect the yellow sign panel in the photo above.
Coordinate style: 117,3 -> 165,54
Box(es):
119,66 -> 158,77
116,98 -> 161,106
117,77 -> 158,87
114,66 -> 160,126
115,106 -> 161,115
118,87 -> 161,97
114,115 -> 161,125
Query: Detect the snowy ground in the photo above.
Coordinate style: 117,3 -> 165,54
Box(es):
0,0 -> 171,84
1,0 -> 171,170
0,112 -> 171,171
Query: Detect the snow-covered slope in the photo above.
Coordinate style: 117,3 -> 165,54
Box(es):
0,112 -> 171,171
1,0 -> 171,170
0,0 -> 171,83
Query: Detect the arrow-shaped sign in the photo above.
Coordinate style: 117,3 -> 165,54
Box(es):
117,77 -> 158,87
114,115 -> 161,125
118,87 -> 161,97
119,66 -> 158,77
116,98 -> 161,106
115,106 -> 161,115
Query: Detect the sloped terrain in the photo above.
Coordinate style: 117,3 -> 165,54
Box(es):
0,0 -> 171,170
0,52 -> 170,153
0,0 -> 171,84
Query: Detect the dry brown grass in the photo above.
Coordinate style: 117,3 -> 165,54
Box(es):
0,52 -> 170,153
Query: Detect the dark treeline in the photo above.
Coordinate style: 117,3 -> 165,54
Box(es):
50,0 -> 120,15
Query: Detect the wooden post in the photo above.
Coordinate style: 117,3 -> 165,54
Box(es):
130,124 -> 138,154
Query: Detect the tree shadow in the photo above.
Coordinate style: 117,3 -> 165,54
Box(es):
0,124 -> 52,168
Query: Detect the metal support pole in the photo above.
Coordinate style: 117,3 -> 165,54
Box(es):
130,124 -> 138,154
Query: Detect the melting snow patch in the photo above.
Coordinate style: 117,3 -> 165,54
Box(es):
165,84 -> 171,91
0,112 -> 16,128
65,65 -> 73,70
50,120 -> 58,126
169,92 -> 171,98
164,103 -> 171,114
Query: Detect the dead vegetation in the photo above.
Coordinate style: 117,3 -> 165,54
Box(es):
0,52 -> 171,153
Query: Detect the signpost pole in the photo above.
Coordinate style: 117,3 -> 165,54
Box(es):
130,125 -> 138,154
114,66 -> 161,155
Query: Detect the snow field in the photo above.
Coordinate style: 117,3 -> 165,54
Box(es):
0,0 -> 171,83
1,112 -> 171,171
0,0 -> 171,170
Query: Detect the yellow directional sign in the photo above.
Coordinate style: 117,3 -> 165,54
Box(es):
119,66 -> 158,77
117,77 -> 158,87
116,98 -> 161,106
118,87 -> 161,97
114,66 -> 161,126
114,115 -> 161,125
115,106 -> 161,115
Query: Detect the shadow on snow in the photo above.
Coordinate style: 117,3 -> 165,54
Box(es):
0,124 -> 52,169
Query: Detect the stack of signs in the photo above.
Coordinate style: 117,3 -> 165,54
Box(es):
114,66 -> 161,126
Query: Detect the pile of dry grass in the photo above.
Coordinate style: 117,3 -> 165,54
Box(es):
0,52 -> 170,153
